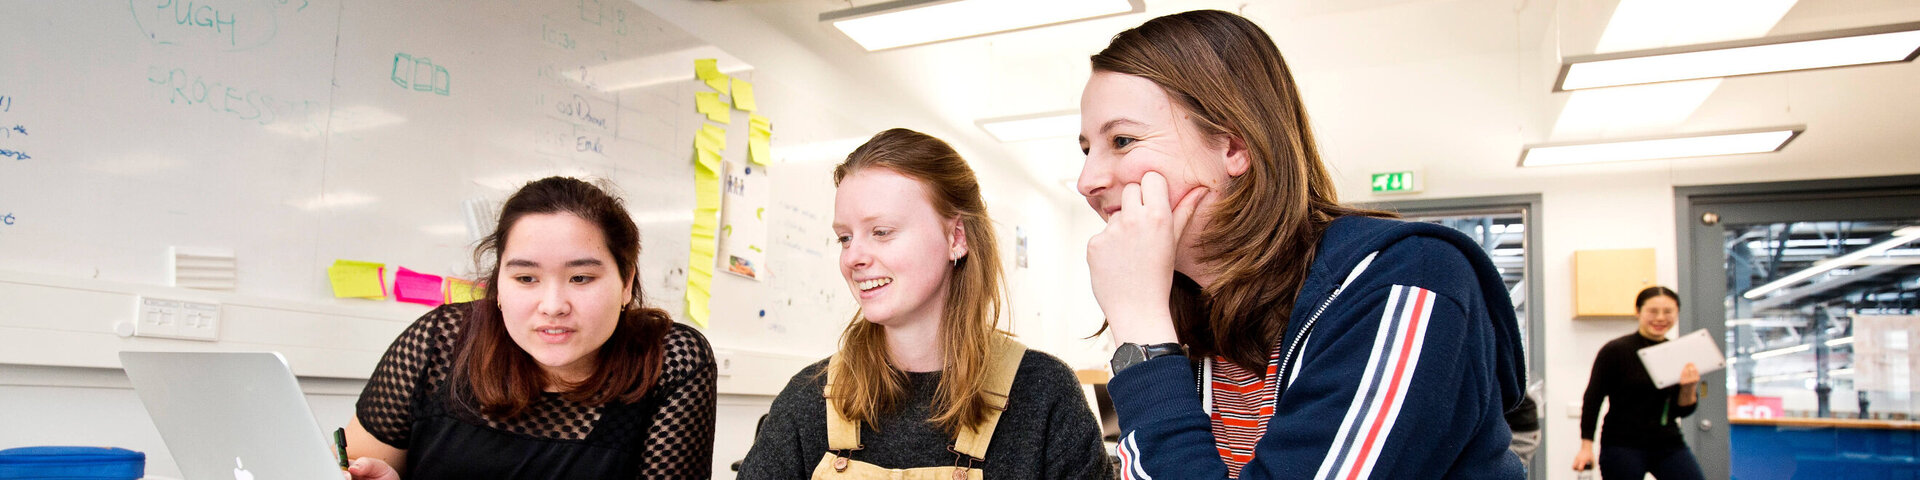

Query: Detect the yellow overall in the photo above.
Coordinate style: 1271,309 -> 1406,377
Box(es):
811,337 -> 1027,480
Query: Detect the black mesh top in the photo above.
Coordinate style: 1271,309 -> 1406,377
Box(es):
356,303 -> 716,479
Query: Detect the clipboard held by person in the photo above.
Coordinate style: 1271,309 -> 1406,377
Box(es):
1636,329 -> 1726,388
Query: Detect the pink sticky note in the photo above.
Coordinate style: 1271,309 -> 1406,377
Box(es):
394,267 -> 446,307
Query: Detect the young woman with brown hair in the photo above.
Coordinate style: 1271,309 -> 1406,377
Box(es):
344,176 -> 716,479
738,128 -> 1110,479
1080,10 -> 1528,479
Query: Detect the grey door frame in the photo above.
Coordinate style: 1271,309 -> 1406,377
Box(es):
1675,174 -> 1920,480
1364,194 -> 1546,478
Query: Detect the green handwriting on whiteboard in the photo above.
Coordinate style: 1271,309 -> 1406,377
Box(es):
145,65 -> 325,134
391,53 -> 451,96
128,0 -> 312,51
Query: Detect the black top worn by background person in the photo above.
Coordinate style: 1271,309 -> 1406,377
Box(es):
737,351 -> 1113,479
1581,332 -> 1696,449
356,303 -> 718,479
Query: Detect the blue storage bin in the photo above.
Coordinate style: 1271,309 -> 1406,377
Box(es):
0,446 -> 145,479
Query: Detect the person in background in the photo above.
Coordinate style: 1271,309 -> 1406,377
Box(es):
737,128 -> 1111,479
1572,286 -> 1705,479
345,176 -> 717,479
1078,10 -> 1528,479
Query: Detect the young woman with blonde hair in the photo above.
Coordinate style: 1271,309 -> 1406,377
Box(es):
739,128 -> 1110,479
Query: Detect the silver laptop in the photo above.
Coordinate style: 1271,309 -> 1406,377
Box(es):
120,351 -> 345,480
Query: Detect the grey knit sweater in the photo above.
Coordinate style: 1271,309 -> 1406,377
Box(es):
737,350 -> 1114,479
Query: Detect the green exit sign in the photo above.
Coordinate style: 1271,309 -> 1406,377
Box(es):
1370,171 -> 1422,194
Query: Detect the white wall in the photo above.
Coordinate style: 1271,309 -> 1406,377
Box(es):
1344,159 -> 1920,480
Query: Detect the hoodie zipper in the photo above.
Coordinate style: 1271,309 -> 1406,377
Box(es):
1277,252 -> 1377,392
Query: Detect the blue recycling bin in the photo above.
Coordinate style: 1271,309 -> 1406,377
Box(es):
0,446 -> 145,479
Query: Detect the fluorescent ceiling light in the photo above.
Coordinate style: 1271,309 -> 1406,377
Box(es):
976,110 -> 1079,142
1749,343 -> 1810,360
1519,127 -> 1801,167
1557,22 -> 1920,91
822,0 -> 1144,51
1742,225 -> 1920,300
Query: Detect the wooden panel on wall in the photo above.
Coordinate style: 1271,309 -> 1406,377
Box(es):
1574,248 -> 1655,317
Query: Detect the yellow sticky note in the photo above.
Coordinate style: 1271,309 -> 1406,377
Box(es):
693,213 -> 720,237
749,114 -> 771,133
689,255 -> 715,278
327,260 -> 387,299
695,125 -> 726,154
684,279 -> 710,328
444,278 -> 481,303
731,79 -> 756,111
748,136 -> 771,166
695,92 -> 730,124
694,58 -> 729,92
696,149 -> 722,174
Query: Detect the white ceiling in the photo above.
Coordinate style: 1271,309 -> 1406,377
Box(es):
679,0 -> 1920,194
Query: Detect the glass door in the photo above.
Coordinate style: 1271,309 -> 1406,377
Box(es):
1680,178 -> 1920,480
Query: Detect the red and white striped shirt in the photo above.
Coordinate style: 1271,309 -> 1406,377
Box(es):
1205,344 -> 1283,478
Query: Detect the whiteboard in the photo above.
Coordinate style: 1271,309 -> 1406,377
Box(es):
0,0 -> 865,373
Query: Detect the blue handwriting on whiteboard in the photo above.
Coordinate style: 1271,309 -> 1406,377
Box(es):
1,125 -> 25,138
390,53 -> 451,96
556,94 -> 606,128
0,148 -> 29,161
1,212 -> 14,226
575,136 -> 603,154
146,65 -> 324,134
0,95 -> 11,112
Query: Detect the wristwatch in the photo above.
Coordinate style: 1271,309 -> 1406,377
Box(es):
1110,342 -> 1186,375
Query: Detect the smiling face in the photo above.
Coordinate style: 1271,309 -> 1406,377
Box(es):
834,168 -> 964,330
1078,72 -> 1244,269
1637,294 -> 1679,339
494,212 -> 632,385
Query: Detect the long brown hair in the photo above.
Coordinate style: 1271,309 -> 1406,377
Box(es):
829,128 -> 1006,434
453,176 -> 675,420
1093,10 -> 1392,372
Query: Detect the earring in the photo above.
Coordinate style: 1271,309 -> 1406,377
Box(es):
951,257 -> 958,268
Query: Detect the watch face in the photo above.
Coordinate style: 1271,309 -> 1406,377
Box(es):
1110,344 -> 1145,373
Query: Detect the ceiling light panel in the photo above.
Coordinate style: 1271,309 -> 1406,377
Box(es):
823,0 -> 1143,51
1558,22 -> 1920,91
1519,127 -> 1802,167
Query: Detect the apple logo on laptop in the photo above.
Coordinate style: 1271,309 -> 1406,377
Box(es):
234,457 -> 255,480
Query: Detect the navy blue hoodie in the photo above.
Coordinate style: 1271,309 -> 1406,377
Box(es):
1110,216 -> 1527,479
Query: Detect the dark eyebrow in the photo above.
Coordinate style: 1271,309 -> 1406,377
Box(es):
503,258 -> 605,268
1077,118 -> 1149,145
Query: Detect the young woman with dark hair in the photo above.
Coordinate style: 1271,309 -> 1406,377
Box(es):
1572,286 -> 1706,479
1079,10 -> 1528,479
344,176 -> 717,479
